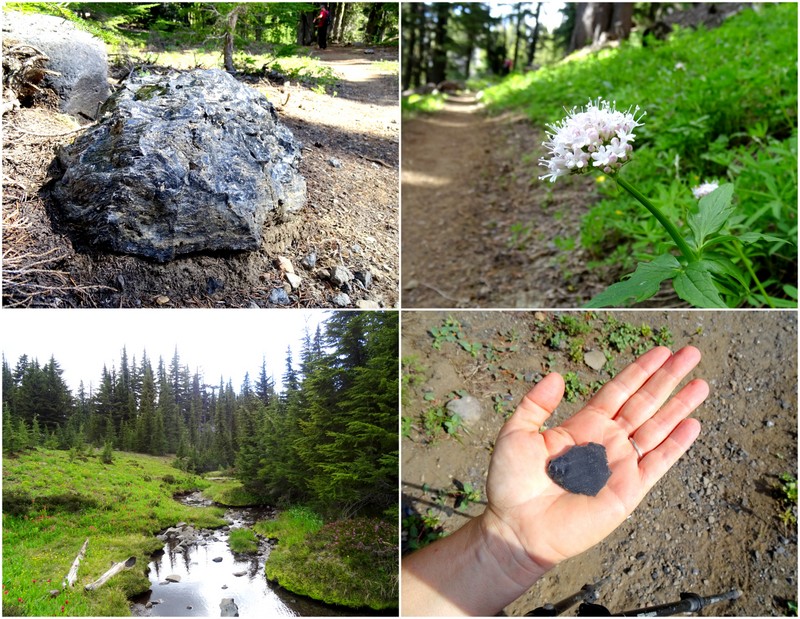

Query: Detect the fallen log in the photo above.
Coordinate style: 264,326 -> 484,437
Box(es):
62,538 -> 89,589
84,557 -> 136,591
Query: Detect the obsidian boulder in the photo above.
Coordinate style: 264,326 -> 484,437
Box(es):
547,442 -> 611,497
51,69 -> 306,262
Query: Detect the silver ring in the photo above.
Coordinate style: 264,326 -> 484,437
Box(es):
629,436 -> 643,459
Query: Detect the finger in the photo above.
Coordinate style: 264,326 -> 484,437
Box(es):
614,346 -> 702,435
631,379 -> 709,453
503,373 -> 565,435
584,346 -> 673,418
639,418 -> 701,491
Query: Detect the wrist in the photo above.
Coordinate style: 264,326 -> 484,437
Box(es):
477,507 -> 551,597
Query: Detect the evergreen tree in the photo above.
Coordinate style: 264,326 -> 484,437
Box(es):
136,355 -> 158,453
254,357 -> 275,406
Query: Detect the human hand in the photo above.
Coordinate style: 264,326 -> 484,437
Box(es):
483,345 -> 707,574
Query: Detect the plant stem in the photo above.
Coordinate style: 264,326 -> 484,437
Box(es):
613,175 -> 697,263
734,242 -> 776,309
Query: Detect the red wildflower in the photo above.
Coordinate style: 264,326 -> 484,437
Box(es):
18,597 -> 23,602
61,605 -> 65,612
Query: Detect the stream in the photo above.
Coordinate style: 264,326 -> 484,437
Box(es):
130,492 -> 348,617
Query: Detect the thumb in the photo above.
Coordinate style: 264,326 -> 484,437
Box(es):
503,373 -> 565,435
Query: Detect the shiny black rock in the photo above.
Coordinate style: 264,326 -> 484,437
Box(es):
547,442 -> 611,496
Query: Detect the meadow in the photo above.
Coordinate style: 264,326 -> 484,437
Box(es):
2,448 -> 224,616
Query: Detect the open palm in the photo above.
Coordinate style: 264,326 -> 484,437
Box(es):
485,346 -> 707,571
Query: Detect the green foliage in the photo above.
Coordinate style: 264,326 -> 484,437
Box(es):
228,527 -> 259,553
201,477 -> 263,507
563,372 -> 588,403
402,509 -> 446,552
264,517 -> 397,610
429,316 -> 482,356
402,92 -> 446,118
100,440 -> 114,464
484,4 -> 797,307
255,505 -> 324,545
2,448 -> 223,617
776,473 -> 798,527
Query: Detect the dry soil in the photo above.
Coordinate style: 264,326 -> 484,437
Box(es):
2,44 -> 399,308
401,310 -> 797,616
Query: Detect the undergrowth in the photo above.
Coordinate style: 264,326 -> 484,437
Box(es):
484,4 -> 797,306
257,507 -> 397,610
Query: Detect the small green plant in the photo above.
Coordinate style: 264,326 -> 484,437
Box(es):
401,416 -> 412,438
508,222 -> 533,250
568,339 -> 585,363
563,372 -> 589,403
450,481 -> 481,509
775,472 -> 797,527
403,510 -> 445,552
540,99 -> 793,308
100,440 -> 114,464
429,317 -> 464,349
459,340 -> 482,357
430,317 -> 482,357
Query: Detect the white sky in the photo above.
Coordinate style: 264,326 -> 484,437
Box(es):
491,1 -> 566,33
2,309 -> 330,395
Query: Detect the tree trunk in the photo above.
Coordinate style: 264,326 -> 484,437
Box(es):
527,2 -> 542,66
429,3 -> 449,84
331,3 -> 344,43
569,3 -> 633,52
512,2 -> 524,73
223,5 -> 245,73
365,3 -> 383,44
402,4 -> 418,90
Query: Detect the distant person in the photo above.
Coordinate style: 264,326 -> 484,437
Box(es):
501,58 -> 513,76
314,4 -> 330,50
402,345 -> 708,616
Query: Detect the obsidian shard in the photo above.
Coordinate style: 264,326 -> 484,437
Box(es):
547,442 -> 611,497
52,69 -> 306,262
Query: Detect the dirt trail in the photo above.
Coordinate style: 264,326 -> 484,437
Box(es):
401,96 -> 625,309
402,310 -> 797,616
2,45 -> 399,308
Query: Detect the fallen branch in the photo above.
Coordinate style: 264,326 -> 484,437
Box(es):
63,538 -> 89,589
84,557 -> 136,591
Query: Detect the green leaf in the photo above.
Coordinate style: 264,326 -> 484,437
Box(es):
737,231 -> 791,246
697,254 -> 748,289
672,261 -> 728,308
585,254 -> 681,308
687,183 -> 735,248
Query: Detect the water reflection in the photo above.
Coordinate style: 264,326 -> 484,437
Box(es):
132,495 -> 351,617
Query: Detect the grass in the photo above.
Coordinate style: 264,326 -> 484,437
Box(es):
255,505 -> 323,545
483,3 -> 798,306
228,528 -> 259,554
200,477 -> 264,507
259,511 -> 398,611
2,447 -> 226,616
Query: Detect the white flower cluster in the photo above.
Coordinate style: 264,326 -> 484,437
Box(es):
691,181 -> 719,199
539,99 -> 645,182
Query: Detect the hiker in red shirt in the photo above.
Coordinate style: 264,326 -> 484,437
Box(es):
313,4 -> 330,50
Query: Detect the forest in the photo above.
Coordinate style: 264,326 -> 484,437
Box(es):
2,311 -> 398,516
